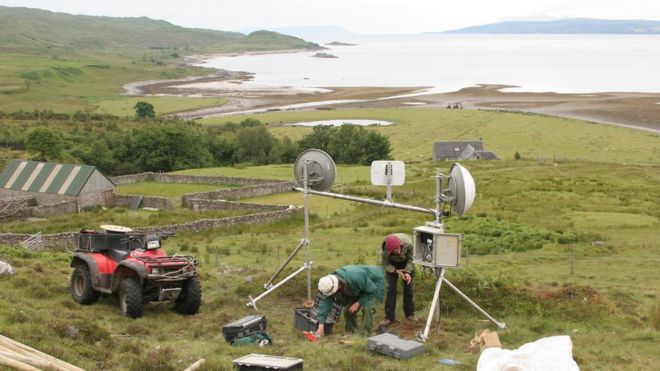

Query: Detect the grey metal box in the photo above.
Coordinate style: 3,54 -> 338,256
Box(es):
413,224 -> 461,268
367,333 -> 425,360
233,354 -> 303,370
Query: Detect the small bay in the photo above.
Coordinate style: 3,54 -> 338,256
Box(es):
198,34 -> 660,94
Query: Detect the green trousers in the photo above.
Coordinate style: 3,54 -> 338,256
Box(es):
344,302 -> 376,336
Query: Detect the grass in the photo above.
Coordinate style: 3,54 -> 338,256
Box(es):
116,181 -> 234,199
202,108 -> 660,165
94,96 -> 229,117
0,105 -> 659,369
0,8 -> 317,115
1,156 -> 658,370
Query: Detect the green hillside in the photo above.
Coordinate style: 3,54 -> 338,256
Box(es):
0,6 -> 319,113
0,6 -> 318,53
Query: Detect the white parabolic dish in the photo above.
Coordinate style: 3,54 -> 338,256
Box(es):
448,164 -> 476,217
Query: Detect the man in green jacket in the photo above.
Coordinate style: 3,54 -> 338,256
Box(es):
379,233 -> 417,327
316,265 -> 385,336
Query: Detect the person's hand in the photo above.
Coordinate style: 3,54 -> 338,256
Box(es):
316,323 -> 325,336
396,269 -> 405,279
349,301 -> 361,313
403,273 -> 412,284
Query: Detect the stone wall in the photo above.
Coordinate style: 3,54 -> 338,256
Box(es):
110,172 -> 285,186
0,208 -> 300,249
182,182 -> 295,207
0,232 -> 76,249
187,199 -> 289,212
113,194 -> 174,209
32,200 -> 78,218
109,172 -> 154,185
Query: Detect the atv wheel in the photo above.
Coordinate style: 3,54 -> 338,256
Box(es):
71,265 -> 101,305
175,276 -> 201,315
120,278 -> 143,318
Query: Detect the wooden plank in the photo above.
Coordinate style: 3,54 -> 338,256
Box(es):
184,358 -> 206,371
0,352 -> 40,371
0,335 -> 85,371
0,350 -> 54,369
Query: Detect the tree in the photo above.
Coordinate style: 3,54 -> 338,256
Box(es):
134,101 -> 155,119
132,121 -> 212,172
25,127 -> 64,161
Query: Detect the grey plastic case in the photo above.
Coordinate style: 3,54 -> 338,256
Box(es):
367,333 -> 425,360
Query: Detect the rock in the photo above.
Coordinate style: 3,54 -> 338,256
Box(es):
311,52 -> 338,59
0,260 -> 15,276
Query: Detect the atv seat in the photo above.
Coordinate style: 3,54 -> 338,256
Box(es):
107,248 -> 130,262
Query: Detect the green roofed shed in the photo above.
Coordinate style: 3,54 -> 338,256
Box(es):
0,160 -> 115,209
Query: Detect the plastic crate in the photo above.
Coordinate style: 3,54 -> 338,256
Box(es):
222,315 -> 267,343
293,292 -> 342,334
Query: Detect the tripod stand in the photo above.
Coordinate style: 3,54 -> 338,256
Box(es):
417,265 -> 506,342
246,162 -> 314,310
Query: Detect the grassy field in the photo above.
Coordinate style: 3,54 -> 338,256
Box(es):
203,108 -> 660,165
0,108 -> 659,370
116,181 -> 235,199
0,7 -> 316,115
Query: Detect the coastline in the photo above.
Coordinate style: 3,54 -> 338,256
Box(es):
123,52 -> 660,134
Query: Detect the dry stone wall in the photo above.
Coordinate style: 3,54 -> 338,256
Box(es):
0,208 -> 300,249
109,172 -> 285,186
33,200 -> 78,218
187,199 -> 289,212
113,194 -> 175,209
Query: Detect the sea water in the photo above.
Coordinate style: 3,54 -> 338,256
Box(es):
197,34 -> 660,94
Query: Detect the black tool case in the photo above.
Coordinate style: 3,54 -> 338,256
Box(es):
367,333 -> 425,360
293,292 -> 342,335
222,315 -> 267,343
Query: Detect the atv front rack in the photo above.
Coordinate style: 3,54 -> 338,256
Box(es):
136,255 -> 198,282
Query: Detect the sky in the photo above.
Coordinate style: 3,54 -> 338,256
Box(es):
0,0 -> 659,34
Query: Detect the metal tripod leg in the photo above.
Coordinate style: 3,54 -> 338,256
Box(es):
247,262 -> 312,310
263,239 -> 306,289
417,268 -> 445,342
442,278 -> 506,329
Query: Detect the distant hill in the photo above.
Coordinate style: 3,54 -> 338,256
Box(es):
444,18 -> 660,34
259,25 -> 355,42
0,6 -> 320,53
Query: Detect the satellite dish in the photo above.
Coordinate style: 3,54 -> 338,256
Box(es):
445,164 -> 476,217
294,149 -> 336,191
100,225 -> 133,233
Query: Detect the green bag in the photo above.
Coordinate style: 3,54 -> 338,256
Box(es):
231,331 -> 273,347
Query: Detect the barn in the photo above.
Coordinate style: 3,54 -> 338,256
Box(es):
0,160 -> 115,212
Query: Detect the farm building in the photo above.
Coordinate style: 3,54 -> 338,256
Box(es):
433,140 -> 499,161
0,160 -> 115,213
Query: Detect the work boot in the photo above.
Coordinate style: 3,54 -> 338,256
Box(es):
378,319 -> 393,327
405,315 -> 420,323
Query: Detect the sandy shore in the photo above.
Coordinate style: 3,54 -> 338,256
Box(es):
125,64 -> 660,134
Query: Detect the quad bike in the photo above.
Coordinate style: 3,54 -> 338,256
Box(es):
70,225 -> 201,318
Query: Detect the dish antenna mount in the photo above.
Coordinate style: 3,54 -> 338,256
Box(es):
247,149 -> 336,310
246,149 -> 504,341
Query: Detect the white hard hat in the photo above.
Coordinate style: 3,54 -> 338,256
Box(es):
318,274 -> 340,296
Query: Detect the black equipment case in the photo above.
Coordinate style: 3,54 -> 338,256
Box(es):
222,315 -> 267,343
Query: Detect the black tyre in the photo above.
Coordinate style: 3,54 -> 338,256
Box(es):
175,276 -> 201,315
71,265 -> 101,305
119,278 -> 143,318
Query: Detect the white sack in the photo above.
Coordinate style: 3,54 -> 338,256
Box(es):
0,260 -> 15,276
477,335 -> 579,371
